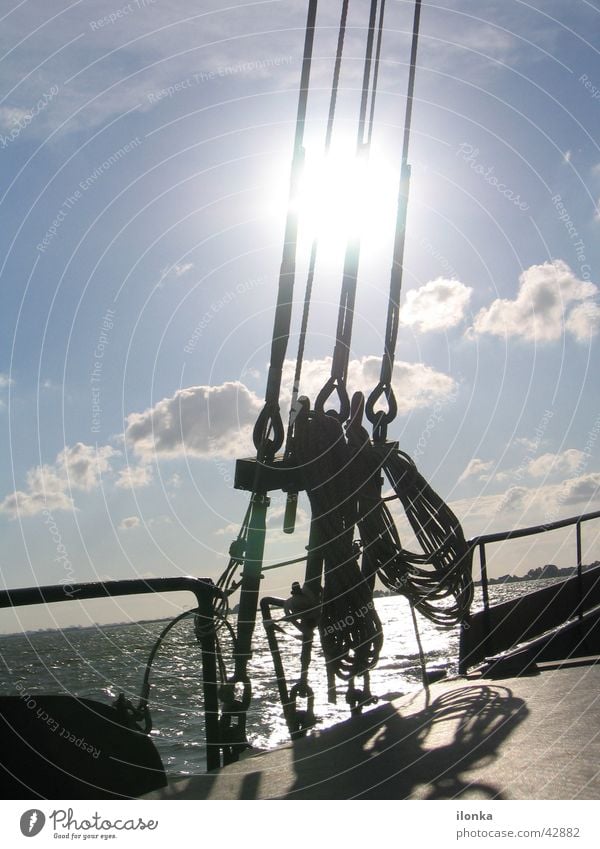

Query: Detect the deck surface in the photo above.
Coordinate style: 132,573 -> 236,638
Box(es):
147,660 -> 600,800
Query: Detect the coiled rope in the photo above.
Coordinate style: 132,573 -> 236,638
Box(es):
294,400 -> 383,680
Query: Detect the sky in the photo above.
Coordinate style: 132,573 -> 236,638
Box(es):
0,0 -> 599,631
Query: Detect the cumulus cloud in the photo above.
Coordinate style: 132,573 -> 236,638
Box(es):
0,443 -> 117,519
400,278 -> 472,332
115,463 -> 153,489
496,485 -> 529,513
527,449 -> 585,479
458,458 -> 494,483
472,260 -> 598,342
565,301 -> 600,341
59,443 -> 116,490
125,381 -> 263,461
118,516 -> 141,531
283,356 -> 456,416
125,362 -> 456,462
556,474 -> 600,507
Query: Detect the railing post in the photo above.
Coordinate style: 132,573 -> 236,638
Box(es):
576,520 -> 583,622
195,587 -> 221,772
480,541 -> 493,657
480,541 -> 490,614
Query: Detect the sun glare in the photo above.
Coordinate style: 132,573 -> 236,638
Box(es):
293,140 -> 398,260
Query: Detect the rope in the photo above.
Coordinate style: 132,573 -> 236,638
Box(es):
366,0 -> 422,439
253,0 -> 319,459
132,605 -> 221,734
367,0 -> 387,147
285,0 -> 351,455
315,0 -> 384,421
294,400 -> 383,681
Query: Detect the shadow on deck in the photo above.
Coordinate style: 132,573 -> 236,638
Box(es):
150,681 -> 528,800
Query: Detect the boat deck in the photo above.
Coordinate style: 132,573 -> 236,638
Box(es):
147,659 -> 600,800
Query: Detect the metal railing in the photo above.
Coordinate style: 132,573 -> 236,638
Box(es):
0,577 -> 221,771
469,508 -> 600,616
459,509 -> 600,671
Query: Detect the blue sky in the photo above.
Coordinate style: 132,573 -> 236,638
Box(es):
1,0 -> 599,630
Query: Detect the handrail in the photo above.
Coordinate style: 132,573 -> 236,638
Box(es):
459,509 -> 600,672
468,508 -> 600,547
0,576 -> 222,772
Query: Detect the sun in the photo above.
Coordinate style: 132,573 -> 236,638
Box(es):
293,139 -> 398,261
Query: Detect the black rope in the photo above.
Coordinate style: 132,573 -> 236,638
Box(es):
316,0 -> 385,421
253,0 -> 319,459
294,400 -> 383,682
366,0 -> 422,440
367,0 -> 387,147
285,0 -> 351,456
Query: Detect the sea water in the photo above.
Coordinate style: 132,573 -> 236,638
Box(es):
0,580 -> 562,776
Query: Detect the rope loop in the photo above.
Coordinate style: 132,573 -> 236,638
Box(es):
252,402 -> 285,457
314,376 -> 351,422
365,381 -> 397,430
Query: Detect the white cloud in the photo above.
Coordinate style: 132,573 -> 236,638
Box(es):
118,516 -> 141,531
496,486 -> 529,513
283,356 -> 456,416
458,458 -> 494,483
125,381 -> 262,461
0,443 -> 117,519
527,449 -> 585,479
565,301 -> 600,341
171,262 -> 194,277
0,470 -> 74,519
472,260 -> 598,342
147,514 -> 172,527
167,472 -> 182,490
0,106 -> 28,130
0,373 -> 13,388
400,279 -> 472,332
123,358 -> 455,464
59,443 -> 116,490
158,262 -> 195,288
556,474 -> 600,507
115,463 -> 153,489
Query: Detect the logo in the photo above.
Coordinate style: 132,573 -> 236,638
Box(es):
20,810 -> 46,837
